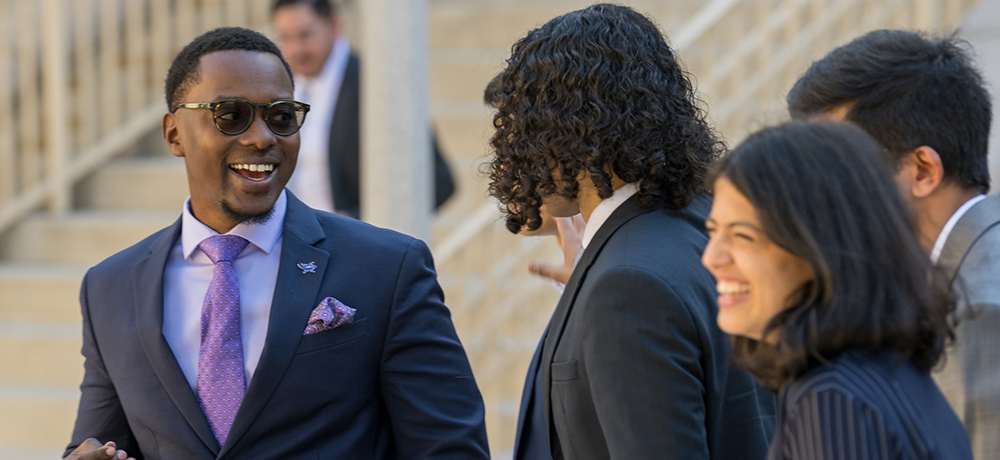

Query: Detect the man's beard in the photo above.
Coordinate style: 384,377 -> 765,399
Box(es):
221,200 -> 275,226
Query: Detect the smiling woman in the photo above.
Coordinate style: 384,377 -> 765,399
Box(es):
702,122 -> 972,459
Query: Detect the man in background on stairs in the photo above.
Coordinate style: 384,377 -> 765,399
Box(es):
485,5 -> 776,460
787,29 -> 997,459
270,0 -> 455,219
63,26 -> 489,460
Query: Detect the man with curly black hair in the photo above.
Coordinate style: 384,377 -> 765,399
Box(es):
487,5 -> 775,460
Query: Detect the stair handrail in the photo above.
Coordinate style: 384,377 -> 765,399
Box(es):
0,0 -> 273,237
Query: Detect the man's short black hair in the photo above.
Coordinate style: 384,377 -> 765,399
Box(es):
486,3 -> 723,233
787,30 -> 992,193
271,0 -> 336,18
165,27 -> 294,110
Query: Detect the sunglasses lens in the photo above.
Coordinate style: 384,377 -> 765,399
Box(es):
266,102 -> 303,135
214,101 -> 253,134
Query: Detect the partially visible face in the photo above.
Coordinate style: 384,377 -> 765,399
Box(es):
272,4 -> 338,78
165,50 -> 299,233
701,178 -> 814,342
540,166 -> 581,218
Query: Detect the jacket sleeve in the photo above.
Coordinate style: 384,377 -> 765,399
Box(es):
578,266 -> 709,460
378,239 -> 489,459
944,301 -> 1000,458
65,270 -> 140,458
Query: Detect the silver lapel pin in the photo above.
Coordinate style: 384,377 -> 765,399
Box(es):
297,261 -> 317,274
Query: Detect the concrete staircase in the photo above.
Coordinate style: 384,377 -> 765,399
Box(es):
0,132 -> 181,459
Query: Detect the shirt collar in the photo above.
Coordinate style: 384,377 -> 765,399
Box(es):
181,190 -> 287,260
581,182 -> 640,249
930,194 -> 986,263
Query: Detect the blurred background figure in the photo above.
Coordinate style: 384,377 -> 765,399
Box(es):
787,30 -> 998,458
270,0 -> 454,218
703,122 -> 971,459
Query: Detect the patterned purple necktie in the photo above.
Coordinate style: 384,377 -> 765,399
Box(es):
197,234 -> 250,446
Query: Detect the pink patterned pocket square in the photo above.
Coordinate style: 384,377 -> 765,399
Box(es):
303,297 -> 356,336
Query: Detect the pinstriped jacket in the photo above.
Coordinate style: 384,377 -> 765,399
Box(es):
769,351 -> 972,460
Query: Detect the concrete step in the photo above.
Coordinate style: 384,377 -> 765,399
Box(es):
435,114 -> 493,159
0,211 -> 177,266
428,2 -> 704,50
430,49 -> 510,102
430,11 -> 577,51
0,384 -> 79,452
75,157 -> 189,213
0,264 -> 86,324
0,324 -> 83,387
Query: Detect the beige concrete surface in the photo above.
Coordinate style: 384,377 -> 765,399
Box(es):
961,0 -> 1000,191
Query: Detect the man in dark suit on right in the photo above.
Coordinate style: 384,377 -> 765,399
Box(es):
271,0 -> 453,219
787,29 -> 997,459
485,5 -> 775,460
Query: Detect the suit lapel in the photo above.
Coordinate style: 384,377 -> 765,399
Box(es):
539,196 -> 653,442
220,193 -> 330,457
133,218 -> 221,455
937,194 -> 1000,283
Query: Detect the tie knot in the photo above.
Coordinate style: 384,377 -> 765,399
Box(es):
199,234 -> 250,264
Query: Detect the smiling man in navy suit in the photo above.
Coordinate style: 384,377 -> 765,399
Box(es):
64,27 -> 488,460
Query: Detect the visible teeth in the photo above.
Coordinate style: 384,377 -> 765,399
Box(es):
230,164 -> 274,172
717,281 -> 751,296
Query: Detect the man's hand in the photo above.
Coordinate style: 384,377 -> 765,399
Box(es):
528,213 -> 586,285
65,438 -> 134,460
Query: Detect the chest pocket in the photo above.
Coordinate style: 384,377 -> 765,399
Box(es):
551,360 -> 580,382
295,317 -> 369,355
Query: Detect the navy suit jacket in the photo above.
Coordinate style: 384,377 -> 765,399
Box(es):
513,329 -> 552,460
538,195 -> 775,460
66,192 -> 489,459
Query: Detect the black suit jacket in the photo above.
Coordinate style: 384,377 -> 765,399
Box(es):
328,54 -> 455,218
66,192 -> 488,459
539,195 -> 775,460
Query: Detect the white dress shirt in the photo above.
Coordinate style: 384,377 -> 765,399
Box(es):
287,36 -> 351,213
162,191 -> 287,391
930,194 -> 986,264
552,183 -> 640,293
581,182 -> 640,249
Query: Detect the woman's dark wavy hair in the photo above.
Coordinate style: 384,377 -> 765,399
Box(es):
710,122 -> 954,390
486,4 -> 723,233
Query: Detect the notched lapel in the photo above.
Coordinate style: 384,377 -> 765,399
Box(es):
221,194 -> 331,456
133,220 -> 221,455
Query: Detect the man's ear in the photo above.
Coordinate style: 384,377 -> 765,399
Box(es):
163,113 -> 184,158
905,145 -> 944,198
